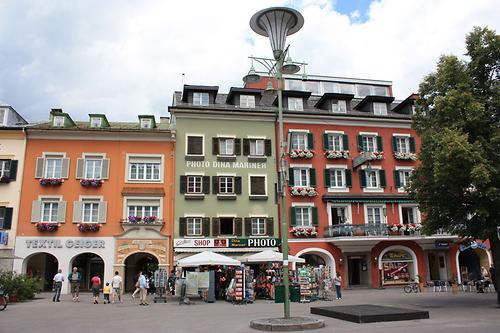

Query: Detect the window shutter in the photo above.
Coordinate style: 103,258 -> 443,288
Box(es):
180,176 -> 187,194
243,139 -> 250,156
179,218 -> 187,237
3,208 -> 13,229
345,169 -> 352,187
264,139 -> 272,156
31,201 -> 42,222
357,135 -> 363,151
266,218 -> 274,236
212,218 -> 220,236
35,157 -> 45,178
322,133 -> 329,150
244,217 -> 252,236
392,136 -> 398,152
307,133 -> 314,150
342,135 -> 349,151
235,177 -> 242,194
98,202 -> 107,224
289,207 -> 296,226
234,138 -> 241,156
76,158 -> 84,179
376,136 -> 384,152
202,218 -> 211,236
101,159 -> 110,179
380,170 -> 386,187
312,207 -> 318,226
234,217 -> 243,236
202,176 -> 210,194
212,176 -> 219,194
359,170 -> 367,187
309,168 -> 316,187
61,158 -> 70,178
57,201 -> 67,223
212,138 -> 219,155
324,169 -> 331,188
73,201 -> 83,223
409,137 -> 416,153
8,160 -> 18,181
288,168 -> 295,187
394,170 -> 401,188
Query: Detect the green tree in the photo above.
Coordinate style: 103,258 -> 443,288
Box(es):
410,27 -> 500,306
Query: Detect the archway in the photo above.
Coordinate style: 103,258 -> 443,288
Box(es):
124,252 -> 159,291
25,253 -> 58,291
458,248 -> 490,282
70,253 -> 105,291
295,248 -> 336,274
378,246 -> 418,286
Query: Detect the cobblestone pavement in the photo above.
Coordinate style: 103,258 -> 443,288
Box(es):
1,288 -> 499,333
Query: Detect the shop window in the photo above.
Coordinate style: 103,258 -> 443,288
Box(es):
381,250 -> 414,285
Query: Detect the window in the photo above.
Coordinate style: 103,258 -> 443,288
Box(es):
219,217 -> 234,235
85,159 -> 102,179
0,207 -> 12,229
219,138 -> 234,156
193,92 -> 209,106
128,156 -> 162,181
290,132 -> 307,150
332,100 -> 347,113
288,97 -> 303,111
187,217 -> 202,236
329,169 -> 345,188
250,176 -> 266,195
53,116 -> 65,127
395,137 -> 410,153
398,170 -> 412,188
42,201 -> 59,222
331,206 -> 348,225
362,136 -> 376,152
401,207 -> 418,225
219,176 -> 234,194
0,160 -> 10,177
187,136 -> 203,156
240,95 -> 255,108
366,170 -> 380,188
187,176 -> 203,194
250,139 -> 265,156
140,118 -> 152,129
295,207 -> 311,227
326,134 -> 342,151
373,102 -> 387,115
82,202 -> 99,223
293,168 -> 309,187
90,117 -> 102,128
127,205 -> 159,217
0,109 -> 5,125
45,157 -> 63,178
366,206 -> 383,225
251,217 -> 266,235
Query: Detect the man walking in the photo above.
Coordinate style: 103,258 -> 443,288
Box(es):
68,267 -> 82,302
52,269 -> 64,302
111,271 -> 123,304
138,270 -> 149,306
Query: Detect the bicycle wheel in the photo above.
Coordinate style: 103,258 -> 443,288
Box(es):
403,285 -> 412,293
413,285 -> 419,293
0,295 -> 7,311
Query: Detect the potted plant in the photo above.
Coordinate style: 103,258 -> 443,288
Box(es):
416,274 -> 425,292
451,274 -> 459,295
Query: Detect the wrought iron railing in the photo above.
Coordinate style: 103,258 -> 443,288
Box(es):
324,223 -> 423,238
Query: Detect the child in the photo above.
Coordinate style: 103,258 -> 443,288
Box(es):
103,282 -> 111,304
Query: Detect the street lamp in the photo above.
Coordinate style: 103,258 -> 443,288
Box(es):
245,6 -> 304,320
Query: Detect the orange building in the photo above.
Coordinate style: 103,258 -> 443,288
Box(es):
14,110 -> 175,293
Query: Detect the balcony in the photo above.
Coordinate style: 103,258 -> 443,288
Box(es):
120,218 -> 164,233
324,223 -> 422,238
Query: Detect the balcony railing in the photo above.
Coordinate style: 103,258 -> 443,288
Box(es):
120,218 -> 164,226
324,223 -> 422,238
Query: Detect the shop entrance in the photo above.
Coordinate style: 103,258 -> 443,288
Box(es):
302,254 -> 326,267
124,252 -> 159,291
25,253 -> 58,291
428,252 -> 448,281
347,256 -> 369,287
459,248 -> 489,281
71,253 -> 104,291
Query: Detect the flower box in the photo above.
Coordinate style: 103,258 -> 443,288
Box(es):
127,216 -> 158,224
39,178 -> 63,186
35,222 -> 60,232
324,150 -> 350,159
0,175 -> 10,184
290,187 -> 317,197
365,151 -> 384,161
387,223 -> 422,234
394,152 -> 417,161
80,179 -> 103,187
78,223 -> 101,232
289,149 -> 314,159
290,226 -> 318,237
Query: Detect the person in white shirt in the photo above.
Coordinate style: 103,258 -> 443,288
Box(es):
334,272 -> 342,300
52,269 -> 64,302
111,271 -> 123,304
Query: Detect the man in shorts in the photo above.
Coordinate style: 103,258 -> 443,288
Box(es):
68,267 -> 82,302
91,273 -> 101,304
111,271 -> 122,303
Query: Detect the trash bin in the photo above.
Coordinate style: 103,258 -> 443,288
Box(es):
290,284 -> 300,302
275,284 -> 284,303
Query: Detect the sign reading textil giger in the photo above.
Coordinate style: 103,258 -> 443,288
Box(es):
25,239 -> 105,249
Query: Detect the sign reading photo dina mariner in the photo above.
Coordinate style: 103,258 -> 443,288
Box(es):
186,161 -> 267,169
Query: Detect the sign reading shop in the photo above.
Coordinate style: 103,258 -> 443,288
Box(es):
26,239 -> 105,249
174,238 -> 280,248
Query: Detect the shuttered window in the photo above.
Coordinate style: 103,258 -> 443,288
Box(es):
187,217 -> 203,236
0,160 -> 10,178
45,158 -> 63,178
251,217 -> 266,235
250,139 -> 265,156
290,132 -> 307,150
250,176 -> 266,195
85,159 -> 102,179
42,202 -> 59,222
187,136 -> 203,155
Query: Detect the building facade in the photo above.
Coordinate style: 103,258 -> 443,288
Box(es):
13,110 -> 175,293
0,105 -> 28,270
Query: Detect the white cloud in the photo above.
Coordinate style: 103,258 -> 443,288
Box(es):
0,0 -> 498,121
350,10 -> 361,20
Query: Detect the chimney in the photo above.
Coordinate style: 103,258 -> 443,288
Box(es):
160,117 -> 170,124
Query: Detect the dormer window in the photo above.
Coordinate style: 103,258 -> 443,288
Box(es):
53,116 -> 65,127
332,100 -> 347,113
373,102 -> 387,115
90,117 -> 102,128
193,92 -> 209,106
140,118 -> 152,129
288,97 -> 303,111
240,95 -> 255,108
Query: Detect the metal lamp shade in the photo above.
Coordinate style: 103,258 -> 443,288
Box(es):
243,66 -> 261,83
250,7 -> 304,60
281,56 -> 301,74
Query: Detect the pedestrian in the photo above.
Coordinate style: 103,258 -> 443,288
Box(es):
334,272 -> 342,300
103,282 -> 111,304
68,267 -> 82,302
131,273 -> 140,300
490,265 -> 496,291
52,269 -> 64,302
138,270 -> 149,306
91,273 -> 101,304
111,271 -> 122,304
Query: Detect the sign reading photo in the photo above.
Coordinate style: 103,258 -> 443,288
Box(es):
174,238 -> 280,248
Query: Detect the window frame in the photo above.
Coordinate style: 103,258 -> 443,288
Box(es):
288,97 -> 304,111
41,200 -> 59,223
329,168 -> 345,188
186,217 -> 203,236
327,203 -> 352,225
362,135 -> 376,152
90,117 -> 102,128
399,205 -> 420,225
0,160 -> 11,177
140,118 -> 153,129
249,139 -> 265,156
186,175 -> 203,194
373,102 -> 388,115
193,92 -> 209,106
251,217 -> 266,236
44,156 -> 63,178
218,176 -> 235,194
295,207 -> 312,227
185,134 -> 205,157
365,205 -> 385,225
331,100 -> 347,113
53,116 -> 65,127
240,95 -> 256,108
123,196 -> 163,220
396,136 -> 410,154
290,132 -> 308,150
126,154 -> 164,183
327,133 -> 343,151
218,137 -> 235,156
249,175 -> 267,196
82,201 -> 100,223
292,168 -> 310,187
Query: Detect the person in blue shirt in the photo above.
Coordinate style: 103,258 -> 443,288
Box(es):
138,271 -> 149,306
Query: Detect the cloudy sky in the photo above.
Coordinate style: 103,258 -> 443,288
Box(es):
0,0 -> 498,122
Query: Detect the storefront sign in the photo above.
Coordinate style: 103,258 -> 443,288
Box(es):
382,250 -> 412,262
25,239 -> 105,249
174,238 -> 280,248
186,161 -> 267,169
459,241 -> 487,252
174,238 -> 228,248
230,238 -> 281,248
435,241 -> 450,249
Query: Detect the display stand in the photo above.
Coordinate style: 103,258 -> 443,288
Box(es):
233,268 -> 245,304
153,269 -> 167,303
298,267 -> 311,303
244,267 -> 254,303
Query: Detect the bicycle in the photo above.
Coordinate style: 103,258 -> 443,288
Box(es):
403,282 -> 419,293
0,290 -> 8,311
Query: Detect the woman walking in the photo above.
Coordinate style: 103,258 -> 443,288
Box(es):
334,272 -> 342,300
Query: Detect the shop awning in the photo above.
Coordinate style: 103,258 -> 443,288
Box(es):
177,251 -> 241,267
243,250 -> 305,264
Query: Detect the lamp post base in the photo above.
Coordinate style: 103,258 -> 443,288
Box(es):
250,316 -> 325,331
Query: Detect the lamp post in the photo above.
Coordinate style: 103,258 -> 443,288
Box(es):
244,7 -> 304,320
